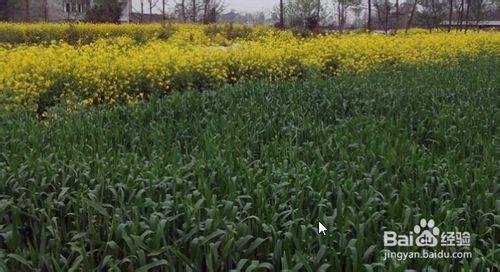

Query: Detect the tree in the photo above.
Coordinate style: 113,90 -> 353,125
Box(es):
469,0 -> 495,28
191,0 -> 198,22
448,0 -> 454,31
0,0 -> 8,21
174,0 -> 222,23
85,0 -> 122,23
42,0 -> 48,21
148,0 -> 160,16
406,0 -> 419,32
280,0 -> 285,27
162,0 -> 166,23
457,0 -> 465,30
140,0 -> 145,22
368,0 -> 372,31
374,0 -> 392,33
395,0 -> 400,31
174,0 -> 188,22
335,0 -> 362,32
23,0 -> 30,22
416,0 -> 447,31
286,0 -> 326,29
464,0 -> 471,30
272,0 -> 286,27
175,0 -> 188,21
202,0 -> 224,23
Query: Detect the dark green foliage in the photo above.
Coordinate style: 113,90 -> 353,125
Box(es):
85,0 -> 123,23
0,24 -> 178,45
156,24 -> 176,40
0,0 -> 17,21
0,0 -> 7,21
0,59 -> 498,271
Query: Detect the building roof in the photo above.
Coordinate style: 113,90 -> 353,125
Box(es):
441,21 -> 500,26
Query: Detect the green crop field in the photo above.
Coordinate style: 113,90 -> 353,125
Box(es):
0,58 -> 498,271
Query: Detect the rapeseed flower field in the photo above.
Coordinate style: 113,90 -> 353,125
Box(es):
0,24 -> 499,112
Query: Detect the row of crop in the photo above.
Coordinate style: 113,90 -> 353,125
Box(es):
0,22 -> 268,45
1,32 -> 499,114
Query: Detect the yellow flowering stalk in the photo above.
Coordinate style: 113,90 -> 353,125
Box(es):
0,24 -> 499,112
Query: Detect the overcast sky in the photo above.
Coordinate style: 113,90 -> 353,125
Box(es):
226,0 -> 275,12
131,0 -> 275,13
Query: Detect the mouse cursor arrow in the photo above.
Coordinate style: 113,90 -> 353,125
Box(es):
318,222 -> 327,235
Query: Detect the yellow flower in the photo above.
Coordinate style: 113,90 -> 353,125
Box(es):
0,23 -> 499,112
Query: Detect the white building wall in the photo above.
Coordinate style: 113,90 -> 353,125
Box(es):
8,0 -> 131,22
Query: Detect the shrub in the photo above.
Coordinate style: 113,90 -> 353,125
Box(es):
156,24 -> 176,40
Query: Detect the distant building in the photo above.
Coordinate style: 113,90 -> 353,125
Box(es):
129,12 -> 165,23
440,21 -> 500,29
3,0 -> 132,22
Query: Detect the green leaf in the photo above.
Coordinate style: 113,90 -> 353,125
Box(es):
7,254 -> 32,269
136,260 -> 169,272
81,198 -> 108,217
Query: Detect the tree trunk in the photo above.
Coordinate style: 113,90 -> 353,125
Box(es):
427,0 -> 433,32
368,0 -> 372,32
448,0 -> 453,32
43,0 -> 48,21
374,2 -> 381,31
464,0 -> 470,32
384,0 -> 389,33
162,0 -> 166,24
405,0 -> 418,33
192,0 -> 197,22
374,1 -> 388,33
203,0 -> 209,24
338,0 -> 342,32
141,1 -> 144,23
474,0 -> 483,31
24,0 -> 30,22
279,0 -> 284,28
395,0 -> 399,32
458,0 -> 464,31
181,0 -> 187,22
